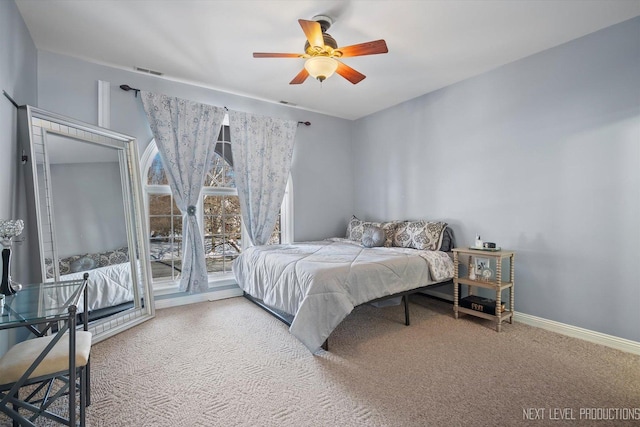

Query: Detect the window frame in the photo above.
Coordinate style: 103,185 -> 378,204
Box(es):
140,132 -> 293,295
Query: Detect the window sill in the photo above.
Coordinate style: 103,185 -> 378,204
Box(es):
152,273 -> 237,297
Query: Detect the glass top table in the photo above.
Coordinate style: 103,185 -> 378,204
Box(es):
0,275 -> 88,426
0,278 -> 86,331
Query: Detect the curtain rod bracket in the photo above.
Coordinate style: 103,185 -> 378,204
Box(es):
120,84 -> 141,97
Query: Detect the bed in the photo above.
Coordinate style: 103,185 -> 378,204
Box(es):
233,218 -> 455,352
44,246 -> 139,315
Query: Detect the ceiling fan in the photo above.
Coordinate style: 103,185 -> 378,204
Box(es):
253,15 -> 388,85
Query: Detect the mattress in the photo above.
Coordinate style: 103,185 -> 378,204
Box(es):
45,261 -> 138,313
233,238 -> 454,352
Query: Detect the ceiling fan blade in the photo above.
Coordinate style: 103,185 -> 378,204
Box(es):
298,19 -> 324,48
290,68 -> 309,84
336,40 -> 388,57
253,52 -> 302,58
336,61 -> 366,84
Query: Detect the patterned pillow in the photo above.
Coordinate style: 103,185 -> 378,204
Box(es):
393,220 -> 448,251
59,255 -> 81,275
106,246 -> 129,265
376,222 -> 400,247
78,252 -> 101,268
346,216 -> 397,247
45,258 -> 54,279
46,246 -> 130,277
82,246 -> 130,269
346,215 -> 363,239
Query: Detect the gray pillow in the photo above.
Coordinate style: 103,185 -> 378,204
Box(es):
362,226 -> 386,248
439,227 -> 455,252
69,256 -> 98,273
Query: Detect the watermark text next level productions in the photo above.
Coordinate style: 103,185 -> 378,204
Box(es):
523,407 -> 640,421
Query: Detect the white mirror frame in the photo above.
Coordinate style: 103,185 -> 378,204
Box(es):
18,105 -> 155,343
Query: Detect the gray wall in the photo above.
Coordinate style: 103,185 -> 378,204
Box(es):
0,1 -> 37,215
352,17 -> 640,342
36,51 -> 354,243
0,0 -> 38,355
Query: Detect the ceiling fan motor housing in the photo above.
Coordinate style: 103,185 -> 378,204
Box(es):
304,33 -> 338,55
312,15 -> 333,32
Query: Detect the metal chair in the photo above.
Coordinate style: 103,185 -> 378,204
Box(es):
0,275 -> 91,426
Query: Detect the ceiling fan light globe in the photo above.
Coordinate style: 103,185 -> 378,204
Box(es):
304,57 -> 338,82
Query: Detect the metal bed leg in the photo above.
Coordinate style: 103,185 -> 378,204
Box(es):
404,295 -> 410,326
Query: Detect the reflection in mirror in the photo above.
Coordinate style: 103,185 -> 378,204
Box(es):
18,106 -> 154,343
148,192 -> 183,281
49,135 -> 124,257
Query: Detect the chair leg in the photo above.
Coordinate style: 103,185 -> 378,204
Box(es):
80,367 -> 87,427
12,390 -> 19,427
86,357 -> 91,407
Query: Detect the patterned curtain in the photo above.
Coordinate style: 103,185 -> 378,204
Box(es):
141,92 -> 226,293
228,111 -> 297,246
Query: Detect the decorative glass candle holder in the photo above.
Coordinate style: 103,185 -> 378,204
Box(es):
0,219 -> 24,295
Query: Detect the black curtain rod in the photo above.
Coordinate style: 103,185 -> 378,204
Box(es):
3,90 -> 19,108
119,84 -> 140,97
119,84 -> 310,126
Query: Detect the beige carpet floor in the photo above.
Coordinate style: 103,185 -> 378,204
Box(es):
3,295 -> 639,426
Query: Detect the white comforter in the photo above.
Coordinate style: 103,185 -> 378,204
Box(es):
45,262 -> 136,313
233,238 -> 454,352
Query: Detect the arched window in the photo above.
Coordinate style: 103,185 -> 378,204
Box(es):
141,121 -> 293,291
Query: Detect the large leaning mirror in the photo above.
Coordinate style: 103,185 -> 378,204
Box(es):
17,105 -> 154,343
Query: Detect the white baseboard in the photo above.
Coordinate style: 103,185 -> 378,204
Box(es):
155,287 -> 243,310
515,312 -> 640,356
420,288 -> 640,355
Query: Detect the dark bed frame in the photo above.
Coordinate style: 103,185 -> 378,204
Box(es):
243,279 -> 452,351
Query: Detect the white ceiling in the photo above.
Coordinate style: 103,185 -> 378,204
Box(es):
15,0 -> 640,120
